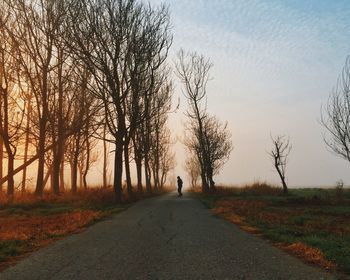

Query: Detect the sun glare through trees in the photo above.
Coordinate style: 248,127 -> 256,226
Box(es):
0,0 -> 233,201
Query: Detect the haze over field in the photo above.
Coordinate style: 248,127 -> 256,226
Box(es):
153,0 -> 350,187
1,2 -> 350,278
3,0 -> 350,191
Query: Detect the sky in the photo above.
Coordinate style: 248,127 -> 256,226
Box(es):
149,0 -> 350,187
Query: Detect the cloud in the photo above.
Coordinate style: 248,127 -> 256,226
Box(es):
151,0 -> 350,186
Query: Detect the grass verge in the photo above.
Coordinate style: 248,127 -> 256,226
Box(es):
0,187 -> 168,271
197,183 -> 350,275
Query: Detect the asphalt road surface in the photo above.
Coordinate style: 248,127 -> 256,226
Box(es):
0,192 -> 340,280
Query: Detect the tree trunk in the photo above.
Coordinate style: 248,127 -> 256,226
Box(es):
71,159 -> 78,194
2,92 -> 15,197
135,155 -> 143,193
79,168 -> 83,190
207,166 -> 215,191
6,154 -> 15,196
35,118 -> 46,196
0,136 -> 3,192
60,159 -> 65,192
0,144 -> 55,187
71,135 -> 80,194
113,139 -> 123,203
133,135 -> 143,193
124,138 -> 132,195
35,63 -> 49,196
201,171 -> 209,193
144,154 -> 151,193
82,167 -> 88,190
50,167 -> 54,192
21,101 -> 31,193
83,133 -> 90,190
282,180 -> 288,194
52,143 -> 63,195
43,165 -> 52,190
103,123 -> 108,188
152,168 -> 158,191
52,52 -> 64,195
160,170 -> 166,189
276,165 -> 288,194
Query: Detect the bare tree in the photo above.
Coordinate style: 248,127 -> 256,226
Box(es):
77,125 -> 99,190
148,79 -> 173,190
176,50 -> 212,192
3,0 -> 64,195
321,56 -> 350,163
202,116 -> 233,188
69,0 -> 171,201
185,155 -> 200,189
269,135 -> 291,194
66,132 -> 81,193
21,93 -> 33,193
0,0 -> 174,199
0,14 -> 25,196
102,122 -> 110,189
176,50 -> 232,192
184,115 -> 232,190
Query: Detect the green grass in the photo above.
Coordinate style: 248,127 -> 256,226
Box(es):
0,199 -> 128,218
0,189 -> 169,271
0,199 -> 128,269
302,234 -> 350,273
199,186 -> 350,274
198,195 -> 222,209
0,240 -> 29,262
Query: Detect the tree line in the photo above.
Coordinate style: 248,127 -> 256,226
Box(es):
0,0 -> 176,202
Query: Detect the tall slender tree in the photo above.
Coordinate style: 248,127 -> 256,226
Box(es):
177,50 -> 232,192
69,0 -> 171,201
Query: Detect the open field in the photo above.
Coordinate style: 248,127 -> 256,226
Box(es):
0,188 -> 167,271
198,183 -> 350,275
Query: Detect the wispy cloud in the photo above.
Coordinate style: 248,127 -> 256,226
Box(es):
151,0 -> 350,186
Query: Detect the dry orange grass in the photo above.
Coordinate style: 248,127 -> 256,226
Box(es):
0,187 -> 169,270
208,185 -> 343,273
0,186 -> 166,206
240,182 -> 282,196
0,187 -> 116,206
198,181 -> 283,196
212,200 -> 338,271
281,242 -> 336,271
0,210 -> 101,241
213,200 -> 262,234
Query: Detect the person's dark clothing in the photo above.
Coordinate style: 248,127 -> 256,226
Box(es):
177,177 -> 183,197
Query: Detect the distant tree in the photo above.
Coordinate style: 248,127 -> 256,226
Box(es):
176,50 -> 232,192
321,56 -> 350,164
202,115 -> 233,188
269,135 -> 291,194
184,155 -> 200,189
78,127 -> 99,190
149,80 -> 174,190
185,115 -> 232,190
176,50 -> 212,192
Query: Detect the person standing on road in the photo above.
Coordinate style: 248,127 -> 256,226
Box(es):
177,176 -> 183,197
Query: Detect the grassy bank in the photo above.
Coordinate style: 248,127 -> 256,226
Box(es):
198,183 -> 350,275
0,188 -> 167,270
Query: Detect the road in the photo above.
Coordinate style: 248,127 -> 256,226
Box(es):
0,192 -> 338,279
